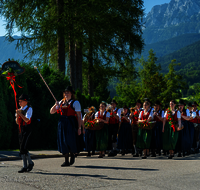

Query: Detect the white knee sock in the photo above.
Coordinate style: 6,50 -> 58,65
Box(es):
21,154 -> 27,168
26,153 -> 33,165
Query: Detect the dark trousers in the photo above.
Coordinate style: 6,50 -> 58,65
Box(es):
19,125 -> 31,155
107,123 -> 119,150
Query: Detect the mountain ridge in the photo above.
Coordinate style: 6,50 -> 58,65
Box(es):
143,0 -> 200,44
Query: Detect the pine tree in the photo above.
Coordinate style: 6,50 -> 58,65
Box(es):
138,49 -> 165,104
160,59 -> 186,104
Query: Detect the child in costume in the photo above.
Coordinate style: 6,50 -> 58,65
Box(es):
16,94 -> 34,173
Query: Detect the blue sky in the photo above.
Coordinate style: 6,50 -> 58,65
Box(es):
0,0 -> 171,36
144,0 -> 171,14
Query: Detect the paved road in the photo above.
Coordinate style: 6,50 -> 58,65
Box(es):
1,153 -> 200,190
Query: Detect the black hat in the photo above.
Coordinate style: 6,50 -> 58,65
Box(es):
192,101 -> 199,106
144,98 -> 152,104
178,99 -> 185,106
123,105 -> 129,110
63,86 -> 75,94
111,99 -> 118,105
187,102 -> 193,107
18,94 -> 29,102
154,100 -> 161,106
135,99 -> 142,105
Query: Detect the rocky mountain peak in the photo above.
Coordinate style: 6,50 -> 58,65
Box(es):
145,0 -> 200,28
143,0 -> 200,44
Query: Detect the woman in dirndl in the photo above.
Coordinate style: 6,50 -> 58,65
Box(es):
162,100 -> 182,159
95,102 -> 110,158
181,102 -> 196,154
192,101 -> 200,152
50,86 -> 82,167
117,105 -> 133,155
136,101 -> 153,159
130,99 -> 142,157
83,106 -> 96,157
176,100 -> 190,157
152,101 -> 164,157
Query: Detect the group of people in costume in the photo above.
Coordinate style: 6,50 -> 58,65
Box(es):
82,98 -> 200,160
15,86 -> 200,172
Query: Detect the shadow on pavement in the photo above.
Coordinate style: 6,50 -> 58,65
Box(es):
0,151 -> 19,157
75,165 -> 159,171
33,172 -> 136,181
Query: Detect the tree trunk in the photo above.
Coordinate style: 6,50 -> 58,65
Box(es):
75,41 -> 83,92
56,0 -> 65,74
69,35 -> 76,89
88,34 -> 94,96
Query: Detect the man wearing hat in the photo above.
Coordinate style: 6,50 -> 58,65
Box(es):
108,99 -> 121,156
16,94 -> 34,173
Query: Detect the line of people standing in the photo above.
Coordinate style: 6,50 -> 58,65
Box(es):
83,98 -> 200,159
15,86 -> 200,173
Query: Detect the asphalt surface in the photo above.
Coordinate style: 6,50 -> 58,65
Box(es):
1,151 -> 200,190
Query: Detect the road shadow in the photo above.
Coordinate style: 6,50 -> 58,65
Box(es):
0,151 -> 19,158
75,165 -> 159,171
33,171 -> 136,181
80,153 -> 200,161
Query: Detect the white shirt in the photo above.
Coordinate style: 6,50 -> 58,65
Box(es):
139,109 -> 153,120
58,100 -> 81,112
95,111 -> 110,118
113,107 -> 121,121
153,110 -> 165,118
17,105 -> 33,120
186,109 -> 196,119
164,110 -> 181,119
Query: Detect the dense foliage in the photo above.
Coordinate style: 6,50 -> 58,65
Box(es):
114,50 -> 187,108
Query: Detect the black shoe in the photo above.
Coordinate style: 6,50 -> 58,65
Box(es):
133,153 -> 139,157
195,148 -> 199,153
191,149 -> 195,154
108,151 -> 116,157
87,153 -> 91,157
168,155 -> 173,159
151,154 -> 156,157
61,162 -> 70,167
18,167 -> 27,173
98,155 -> 103,158
177,153 -> 182,157
27,162 -> 34,172
142,156 -> 147,159
70,154 -> 75,166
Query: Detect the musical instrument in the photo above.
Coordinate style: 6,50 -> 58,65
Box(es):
84,106 -> 96,121
130,107 -> 137,113
106,104 -> 112,113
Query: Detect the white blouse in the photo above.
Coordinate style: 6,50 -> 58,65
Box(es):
164,110 -> 181,118
186,109 -> 196,119
58,100 -> 81,112
95,111 -> 110,118
139,110 -> 153,119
